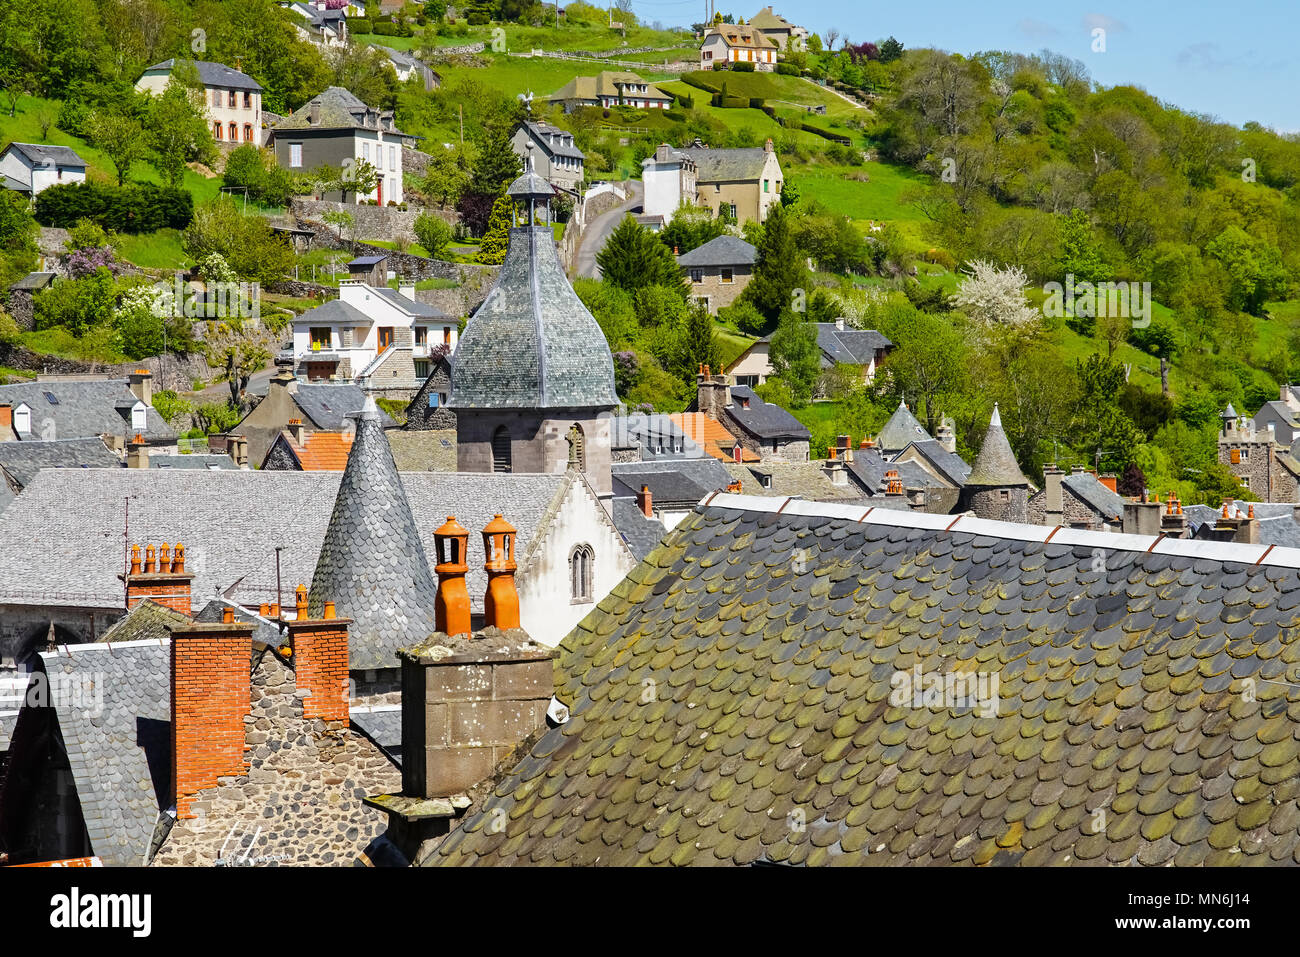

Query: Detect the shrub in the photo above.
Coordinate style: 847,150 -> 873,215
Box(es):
373,21 -> 397,34
775,63 -> 799,76
720,299 -> 767,337
731,61 -> 755,73
711,62 -> 727,71
715,95 -> 749,108
152,389 -> 192,425
350,18 -> 372,33
466,10 -> 489,23
34,182 -> 193,233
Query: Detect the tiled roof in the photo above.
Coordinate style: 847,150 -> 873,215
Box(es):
294,297 -> 374,328
36,638 -> 171,866
668,412 -> 760,462
284,430 -> 356,470
1063,472 -> 1124,522
385,430 -> 458,471
813,323 -> 891,365
608,490 -> 667,561
875,399 -> 930,452
726,386 -> 809,441
450,223 -> 617,411
612,457 -> 732,507
308,400 -> 440,669
3,143 -> 86,167
293,383 -> 395,430
610,414 -> 700,459
0,437 -> 119,490
748,6 -> 798,30
675,235 -> 756,268
548,71 -> 672,104
966,405 -> 1030,487
706,23 -> 778,49
143,59 -> 262,91
432,494 -> 1300,866
0,467 -> 570,625
680,146 -> 771,183
0,379 -> 174,442
722,461 -> 869,503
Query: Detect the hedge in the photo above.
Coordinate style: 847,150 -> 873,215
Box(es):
673,93 -> 693,109
373,21 -> 397,35
714,95 -> 749,108
681,74 -> 720,95
799,122 -> 851,145
731,61 -> 755,72
775,63 -> 800,76
34,181 -> 194,233
350,18 -> 372,33
748,97 -> 765,109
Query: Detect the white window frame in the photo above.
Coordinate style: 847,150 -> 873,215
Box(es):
290,143 -> 303,168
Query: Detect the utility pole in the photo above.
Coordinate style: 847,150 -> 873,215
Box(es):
459,103 -> 464,147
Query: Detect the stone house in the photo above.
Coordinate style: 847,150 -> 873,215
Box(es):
4,271 -> 56,330
546,71 -> 673,113
1219,403 -> 1300,503
0,372 -> 174,449
270,86 -> 414,206
677,235 -> 755,314
728,318 -> 892,387
511,121 -> 584,193
642,139 -> 783,226
283,1 -> 351,47
688,367 -> 810,463
699,23 -> 779,70
0,143 -> 85,196
1027,465 -> 1125,530
135,59 -> 265,147
403,352 -> 455,431
747,6 -> 809,50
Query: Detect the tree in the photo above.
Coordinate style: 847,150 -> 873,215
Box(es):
597,215 -> 687,295
949,259 -> 1040,326
0,190 -> 38,289
182,196 -> 295,284
323,40 -> 399,109
145,62 -> 216,187
212,342 -> 272,407
1205,225 -> 1289,317
86,109 -> 150,186
467,121 -> 522,190
1055,208 -> 1108,283
414,212 -> 452,258
881,307 -> 968,433
475,196 -> 514,264
422,147 -> 470,207
313,158 -> 380,203
768,309 -> 821,407
825,28 -> 839,51
322,210 -> 354,244
658,201 -> 725,255
878,36 -> 904,63
676,300 -> 720,384
33,267 -> 118,336
744,204 -> 807,325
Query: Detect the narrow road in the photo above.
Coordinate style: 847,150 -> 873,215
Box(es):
574,180 -> 643,279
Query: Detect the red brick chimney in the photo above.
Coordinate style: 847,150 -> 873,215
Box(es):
169,614 -> 256,818
285,583 -> 352,723
0,403 -> 12,441
637,484 -> 653,518
434,516 -> 471,638
121,542 -> 195,616
482,515 -> 520,630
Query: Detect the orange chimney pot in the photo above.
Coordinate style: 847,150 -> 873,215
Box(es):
434,516 -> 471,637
482,514 -> 520,631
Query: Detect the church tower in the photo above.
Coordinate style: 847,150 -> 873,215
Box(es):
449,150 -> 618,495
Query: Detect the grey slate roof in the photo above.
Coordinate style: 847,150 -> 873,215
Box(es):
0,380 -> 174,442
2,143 -> 86,167
966,405 -> 1030,487
350,705 -> 403,765
875,399 -> 930,452
432,493 -> 1300,866
521,121 -> 585,160
1063,471 -> 1125,522
894,438 -> 971,486
149,453 -> 237,470
726,386 -> 809,440
450,224 -> 617,411
349,255 -> 388,267
9,271 -> 57,291
608,489 -> 666,561
0,437 -> 119,489
373,287 -> 449,318
308,400 -> 440,669
274,86 -> 407,135
0,710 -> 15,753
98,599 -> 191,644
144,59 -> 262,91
722,461 -> 869,504
0,467 -> 569,627
294,383 -> 395,430
294,297 -> 374,328
38,639 -> 171,866
813,323 -> 891,365
675,235 -> 756,268
679,146 -> 769,183
610,413 -> 701,459
611,457 -> 731,507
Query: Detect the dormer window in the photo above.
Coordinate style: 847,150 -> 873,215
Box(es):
131,401 -> 148,432
13,403 -> 30,434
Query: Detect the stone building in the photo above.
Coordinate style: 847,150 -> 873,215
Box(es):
450,165 -> 619,497
135,59 -> 265,147
510,121 -> 585,193
958,404 -> 1032,522
688,367 -> 810,463
403,352 -> 455,431
1027,465 -> 1125,530
677,235 -> 756,314
1219,402 -> 1300,503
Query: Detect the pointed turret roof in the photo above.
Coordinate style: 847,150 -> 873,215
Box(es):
308,397 -> 439,669
449,170 -> 617,412
966,403 -> 1030,487
876,398 -> 931,452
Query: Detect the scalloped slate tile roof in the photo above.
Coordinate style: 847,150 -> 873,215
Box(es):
432,496 -> 1300,866
0,380 -> 174,442
875,400 -> 930,452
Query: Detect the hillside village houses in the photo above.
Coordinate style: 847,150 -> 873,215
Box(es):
270,86 -> 414,206
728,319 -> 893,386
642,138 -> 783,225
699,22 -> 779,71
135,59 -> 266,147
281,0 -> 352,47
511,120 -> 585,193
547,70 -> 673,112
677,234 -> 756,313
0,143 -> 86,197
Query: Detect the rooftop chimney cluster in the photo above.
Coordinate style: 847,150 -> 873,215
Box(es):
121,541 -> 194,616
432,513 -> 524,638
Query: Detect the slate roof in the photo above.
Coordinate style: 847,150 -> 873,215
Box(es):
0,467 -> 570,625
875,399 -> 930,452
98,599 -> 191,644
350,705 -> 403,765
294,383 -> 395,430
612,457 -> 731,508
608,487 -> 667,561
1063,472 -> 1125,522
846,445 -> 935,494
0,437 -> 119,490
273,86 -> 408,135
9,271 -> 57,291
520,121 -> 585,160
722,461 -> 868,503
680,147 -> 771,184
813,323 -> 891,366
726,386 -> 809,441
0,711 -> 16,753
2,143 -> 86,167
966,405 -> 1030,487
705,23 -> 778,49
386,430 -> 458,472
0,380 -> 174,442
294,297 -> 374,328
548,71 -> 673,104
308,399 -> 440,669
143,59 -> 262,91
676,235 -> 756,268
450,216 -> 617,411
372,287 -> 449,318
149,453 -> 237,470
610,413 -> 701,459
433,494 -> 1300,866
37,639 -> 171,866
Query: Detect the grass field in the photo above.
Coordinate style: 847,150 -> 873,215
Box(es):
407,21 -> 692,54
714,325 -> 757,369
116,229 -> 189,270
790,162 -> 932,222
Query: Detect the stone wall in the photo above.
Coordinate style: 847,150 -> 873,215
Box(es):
1027,486 -> 1112,530
151,649 -> 401,866
5,291 -> 36,331
289,198 -> 457,244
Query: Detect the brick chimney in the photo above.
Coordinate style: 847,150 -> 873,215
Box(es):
285,584 -> 352,723
433,516 -> 471,638
883,469 -> 904,497
121,542 -> 194,616
287,418 -> 306,445
1042,464 -> 1064,526
169,612 -> 255,818
128,368 -> 152,405
126,433 -> 149,469
0,404 -> 12,442
822,445 -> 847,485
1099,473 -> 1118,493
637,484 -> 653,518
727,478 -> 742,492
482,515 -> 520,630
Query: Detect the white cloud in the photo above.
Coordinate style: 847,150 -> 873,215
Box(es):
1083,13 -> 1128,33
1017,17 -> 1060,39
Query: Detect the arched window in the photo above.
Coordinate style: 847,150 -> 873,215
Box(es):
570,544 -> 593,602
568,423 -> 586,471
228,122 -> 237,141
491,426 -> 512,473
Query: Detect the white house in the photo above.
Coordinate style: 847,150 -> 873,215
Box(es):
291,261 -> 458,397
281,1 -> 350,47
699,24 -> 778,71
0,143 -> 86,196
135,59 -> 265,147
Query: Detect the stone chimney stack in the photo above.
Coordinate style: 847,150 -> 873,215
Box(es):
1161,493 -> 1188,538
935,422 -> 956,454
287,418 -> 306,445
1042,464 -> 1064,526
482,515 -> 520,630
1237,504 -> 1259,545
695,364 -> 731,419
285,584 -> 352,723
1122,491 -> 1162,537
821,446 -> 847,486
637,484 -> 653,518
433,516 -> 471,638
169,614 -> 256,818
309,99 -> 321,125
126,433 -> 150,469
229,434 -> 249,468
835,434 -> 853,464
128,368 -> 153,405
121,542 -> 194,616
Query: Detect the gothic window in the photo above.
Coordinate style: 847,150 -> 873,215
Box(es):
492,426 -> 512,473
570,544 -> 593,602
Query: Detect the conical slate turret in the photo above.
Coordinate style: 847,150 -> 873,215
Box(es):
875,398 -> 931,453
309,397 -> 439,669
967,403 -> 1030,487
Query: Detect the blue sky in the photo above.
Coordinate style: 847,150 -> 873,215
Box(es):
630,0 -> 1298,131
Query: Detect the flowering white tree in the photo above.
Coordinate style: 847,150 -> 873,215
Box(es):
949,259 -> 1040,327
